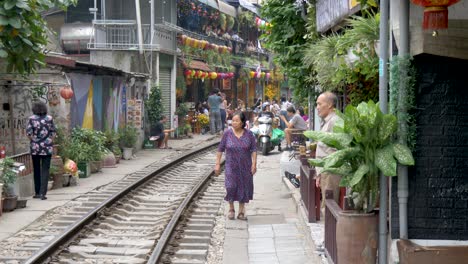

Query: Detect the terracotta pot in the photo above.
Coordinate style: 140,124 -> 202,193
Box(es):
52,174 -> 63,189
336,210 -> 378,264
2,195 -> 18,212
90,160 -> 103,173
51,155 -> 65,175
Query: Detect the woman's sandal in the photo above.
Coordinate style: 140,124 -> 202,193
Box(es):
228,209 -> 235,220
237,212 -> 248,221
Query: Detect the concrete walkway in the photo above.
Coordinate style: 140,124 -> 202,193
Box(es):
222,150 -> 322,264
0,134 -> 217,242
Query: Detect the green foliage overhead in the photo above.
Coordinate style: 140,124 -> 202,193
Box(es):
303,12 -> 380,105
0,0 -> 77,74
304,101 -> 414,213
260,0 -> 317,99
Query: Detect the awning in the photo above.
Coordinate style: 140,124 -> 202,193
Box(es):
218,1 -> 237,17
239,0 -> 259,15
180,59 -> 212,72
198,0 -> 219,10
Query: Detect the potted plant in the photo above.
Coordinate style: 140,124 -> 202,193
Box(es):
119,126 -> 138,160
0,157 -> 18,212
49,164 -> 63,189
68,128 -> 106,174
304,100 -> 414,264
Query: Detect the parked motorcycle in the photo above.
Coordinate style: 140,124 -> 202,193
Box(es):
257,115 -> 274,155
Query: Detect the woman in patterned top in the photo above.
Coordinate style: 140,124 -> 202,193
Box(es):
26,101 -> 56,200
214,111 -> 257,220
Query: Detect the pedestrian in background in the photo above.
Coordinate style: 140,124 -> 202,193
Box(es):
280,106 -> 308,151
26,101 -> 56,200
215,111 -> 257,221
207,89 -> 222,134
220,93 -> 228,132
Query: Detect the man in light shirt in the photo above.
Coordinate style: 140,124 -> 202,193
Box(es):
315,92 -> 341,208
280,106 -> 308,151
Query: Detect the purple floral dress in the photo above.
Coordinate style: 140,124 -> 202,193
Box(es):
218,129 -> 257,203
26,114 -> 56,156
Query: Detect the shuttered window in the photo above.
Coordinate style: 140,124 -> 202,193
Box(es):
159,68 -> 171,124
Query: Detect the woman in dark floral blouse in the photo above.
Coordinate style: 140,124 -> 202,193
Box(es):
26,102 -> 56,200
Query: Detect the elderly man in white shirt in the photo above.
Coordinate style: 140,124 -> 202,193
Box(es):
315,92 -> 341,208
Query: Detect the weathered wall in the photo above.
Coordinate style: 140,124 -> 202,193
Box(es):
0,70 -> 70,155
391,1 -> 468,60
391,54 -> 468,240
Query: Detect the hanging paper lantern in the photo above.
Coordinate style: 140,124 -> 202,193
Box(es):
256,72 -> 261,79
209,72 -> 217,79
190,70 -> 196,77
411,0 -> 460,30
185,37 -> 192,47
257,19 -> 262,27
227,47 -> 232,53
266,72 -> 271,80
60,86 -> 74,102
249,71 -> 255,79
185,70 -> 192,77
195,70 -> 203,78
228,72 -> 234,78
261,21 -> 266,27
261,72 -> 266,78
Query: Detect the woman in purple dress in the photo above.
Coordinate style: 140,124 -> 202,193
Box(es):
215,111 -> 257,220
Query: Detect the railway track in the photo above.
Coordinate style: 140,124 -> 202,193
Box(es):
0,141 -> 227,264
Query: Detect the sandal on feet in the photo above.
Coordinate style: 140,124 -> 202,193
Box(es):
237,212 -> 247,221
228,209 -> 235,220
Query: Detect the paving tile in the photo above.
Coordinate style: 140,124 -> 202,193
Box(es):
248,238 -> 275,254
249,253 -> 279,262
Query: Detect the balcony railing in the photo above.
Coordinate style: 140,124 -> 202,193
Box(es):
325,190 -> 341,264
10,152 -> 33,177
88,20 -> 177,53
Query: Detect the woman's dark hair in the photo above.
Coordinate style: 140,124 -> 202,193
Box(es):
286,106 -> 296,114
32,101 -> 48,116
298,106 -> 305,116
233,111 -> 247,128
280,96 -> 286,103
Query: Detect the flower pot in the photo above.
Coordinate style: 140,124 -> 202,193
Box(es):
336,210 -> 378,264
77,161 -> 91,178
2,195 -> 18,212
47,181 -> 54,191
122,148 -> 133,160
51,155 -> 65,175
90,160 -> 103,173
102,152 -> 117,168
16,198 -> 27,209
52,173 -> 64,189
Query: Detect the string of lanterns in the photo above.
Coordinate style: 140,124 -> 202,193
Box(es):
249,71 -> 270,80
255,17 -> 272,30
185,70 -> 235,80
180,35 -> 232,54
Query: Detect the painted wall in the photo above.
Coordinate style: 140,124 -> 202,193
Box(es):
0,70 -> 70,155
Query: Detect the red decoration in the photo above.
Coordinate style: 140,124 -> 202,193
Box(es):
60,86 -> 74,102
411,0 -> 460,30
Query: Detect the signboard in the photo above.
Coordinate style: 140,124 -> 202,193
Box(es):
223,79 -> 231,90
127,99 -> 143,128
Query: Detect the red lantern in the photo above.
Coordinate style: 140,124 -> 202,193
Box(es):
411,0 -> 460,30
185,70 -> 192,77
60,86 -> 74,102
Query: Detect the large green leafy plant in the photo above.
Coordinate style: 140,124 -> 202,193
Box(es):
304,101 -> 414,213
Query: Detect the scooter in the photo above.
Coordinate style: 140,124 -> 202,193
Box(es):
257,115 -> 275,155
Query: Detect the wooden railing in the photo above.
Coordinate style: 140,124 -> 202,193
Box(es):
10,152 -> 33,177
299,156 -> 321,222
324,190 -> 343,264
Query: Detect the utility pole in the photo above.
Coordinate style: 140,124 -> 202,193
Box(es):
378,0 -> 390,263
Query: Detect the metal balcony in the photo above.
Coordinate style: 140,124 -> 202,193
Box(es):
87,20 -> 178,53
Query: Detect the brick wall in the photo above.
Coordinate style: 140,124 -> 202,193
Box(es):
391,54 -> 468,240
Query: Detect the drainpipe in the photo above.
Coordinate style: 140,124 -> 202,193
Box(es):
149,0 -> 155,81
398,0 -> 410,239
135,0 -> 144,55
378,0 -> 390,263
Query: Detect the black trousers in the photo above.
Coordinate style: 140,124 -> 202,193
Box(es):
32,155 -> 51,196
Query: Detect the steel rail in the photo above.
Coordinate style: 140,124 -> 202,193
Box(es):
25,140 -> 220,264
147,158 -> 225,263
